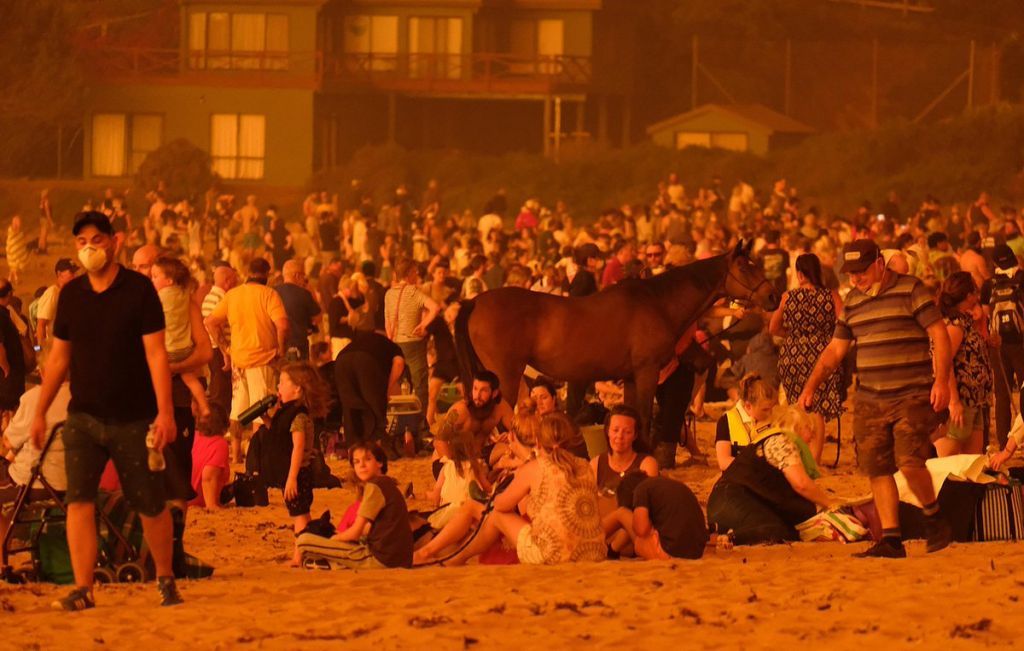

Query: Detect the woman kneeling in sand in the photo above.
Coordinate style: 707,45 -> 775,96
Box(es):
447,412 -> 606,565
706,406 -> 846,545
413,403 -> 541,565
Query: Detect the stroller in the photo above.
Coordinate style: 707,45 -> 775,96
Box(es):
1,423 -> 145,584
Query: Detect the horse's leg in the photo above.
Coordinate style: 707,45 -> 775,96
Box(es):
631,367 -> 659,451
494,358 -> 527,409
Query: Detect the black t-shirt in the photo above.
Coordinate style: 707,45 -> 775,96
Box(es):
568,268 -> 598,297
632,476 -> 708,559
53,266 -> 165,422
340,331 -> 403,374
275,283 -> 321,351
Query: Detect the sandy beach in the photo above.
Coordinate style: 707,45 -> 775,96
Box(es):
3,413 -> 1021,651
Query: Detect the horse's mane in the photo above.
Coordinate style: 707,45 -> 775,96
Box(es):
642,253 -> 729,299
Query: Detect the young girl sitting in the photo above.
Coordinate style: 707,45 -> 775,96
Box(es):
425,421 -> 489,532
151,256 -> 210,417
413,401 -> 540,565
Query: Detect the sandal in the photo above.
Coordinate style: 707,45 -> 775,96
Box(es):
51,587 -> 95,611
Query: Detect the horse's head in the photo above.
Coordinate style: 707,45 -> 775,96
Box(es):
723,240 -> 780,311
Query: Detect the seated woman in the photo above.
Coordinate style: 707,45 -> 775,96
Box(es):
715,373 -> 778,471
707,406 -> 844,545
603,471 -> 708,560
529,378 -> 560,417
413,403 -> 541,565
590,405 -> 658,500
447,412 -> 606,565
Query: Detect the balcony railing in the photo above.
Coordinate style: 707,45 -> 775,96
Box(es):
81,46 -> 592,94
323,52 -> 593,94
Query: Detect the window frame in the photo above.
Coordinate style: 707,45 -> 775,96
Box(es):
92,112 -> 164,177
188,11 -> 290,71
210,113 -> 266,180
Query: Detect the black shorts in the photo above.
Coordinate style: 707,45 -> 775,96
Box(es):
284,466 -> 313,517
431,360 -> 458,383
63,411 -> 166,517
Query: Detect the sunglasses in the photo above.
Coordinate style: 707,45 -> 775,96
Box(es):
646,251 -> 664,258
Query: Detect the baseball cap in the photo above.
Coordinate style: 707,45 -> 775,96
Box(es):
840,240 -> 881,274
54,258 -> 79,274
994,243 -> 1017,270
71,211 -> 114,236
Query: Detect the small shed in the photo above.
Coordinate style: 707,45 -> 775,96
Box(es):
646,103 -> 814,156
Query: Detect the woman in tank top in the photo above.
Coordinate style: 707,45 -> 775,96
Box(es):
590,404 -> 658,497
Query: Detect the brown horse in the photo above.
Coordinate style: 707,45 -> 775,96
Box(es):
454,241 -> 780,435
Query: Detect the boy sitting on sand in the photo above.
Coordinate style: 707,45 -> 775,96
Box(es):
296,443 -> 413,569
603,471 -> 708,560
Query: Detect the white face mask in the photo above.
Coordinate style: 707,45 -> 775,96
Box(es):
78,245 -> 108,273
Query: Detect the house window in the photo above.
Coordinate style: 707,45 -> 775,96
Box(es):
189,12 -> 289,70
675,131 -> 749,152
408,17 -> 463,79
509,19 -> 564,74
130,115 -> 164,170
92,113 -> 163,177
344,15 -> 399,71
211,114 -> 265,180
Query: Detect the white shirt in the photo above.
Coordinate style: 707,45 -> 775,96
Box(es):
5,384 -> 71,490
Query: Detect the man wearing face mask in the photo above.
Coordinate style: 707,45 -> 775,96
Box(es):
798,238 -> 953,559
30,211 -> 183,610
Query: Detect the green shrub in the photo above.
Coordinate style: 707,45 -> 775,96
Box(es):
134,138 -> 215,205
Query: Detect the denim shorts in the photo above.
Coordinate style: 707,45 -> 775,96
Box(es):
63,411 -> 166,517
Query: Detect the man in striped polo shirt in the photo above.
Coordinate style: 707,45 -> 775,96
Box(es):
201,262 -> 237,413
799,239 -> 953,558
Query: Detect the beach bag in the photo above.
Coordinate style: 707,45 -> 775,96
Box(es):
35,508 -> 74,584
989,278 -> 1024,343
973,481 -> 1024,542
233,472 -> 269,507
796,510 -> 869,543
309,447 -> 342,489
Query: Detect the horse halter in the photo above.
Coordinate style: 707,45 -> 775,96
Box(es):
726,267 -> 772,306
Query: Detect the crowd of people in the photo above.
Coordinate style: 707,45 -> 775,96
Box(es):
2,172 -> 1024,609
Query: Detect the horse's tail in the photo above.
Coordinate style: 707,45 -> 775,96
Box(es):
454,298 -> 483,398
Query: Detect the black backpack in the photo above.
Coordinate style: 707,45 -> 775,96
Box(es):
990,276 -> 1024,343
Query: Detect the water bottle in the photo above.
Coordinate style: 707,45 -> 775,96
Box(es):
400,378 -> 411,396
146,424 -> 166,472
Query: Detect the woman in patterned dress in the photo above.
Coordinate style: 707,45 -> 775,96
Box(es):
934,272 -> 992,456
769,253 -> 843,464
5,215 -> 28,285
449,412 -> 606,565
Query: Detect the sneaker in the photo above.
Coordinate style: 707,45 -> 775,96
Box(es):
925,516 -> 953,553
51,587 -> 95,611
853,538 -> 907,559
157,576 -> 183,607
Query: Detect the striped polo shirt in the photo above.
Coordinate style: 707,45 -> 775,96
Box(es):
201,285 -> 230,348
834,273 -> 941,396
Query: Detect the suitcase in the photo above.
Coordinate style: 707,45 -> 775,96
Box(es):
973,481 -> 1024,542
